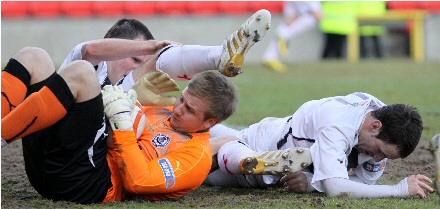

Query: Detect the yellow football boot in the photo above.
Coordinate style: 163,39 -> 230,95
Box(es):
240,148 -> 312,175
217,9 -> 271,77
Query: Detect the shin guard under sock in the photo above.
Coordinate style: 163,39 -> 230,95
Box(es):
1,73 -> 74,144
2,59 -> 31,118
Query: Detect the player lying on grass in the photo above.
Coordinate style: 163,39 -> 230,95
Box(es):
205,92 -> 434,198
1,9 -> 269,204
103,70 -> 238,201
61,9 -> 272,92
1,45 -> 237,203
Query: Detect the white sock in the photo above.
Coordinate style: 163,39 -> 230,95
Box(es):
217,141 -> 256,175
156,44 -> 222,80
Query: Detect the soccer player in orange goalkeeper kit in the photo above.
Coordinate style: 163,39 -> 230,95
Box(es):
1,46 -> 238,204
103,69 -> 238,201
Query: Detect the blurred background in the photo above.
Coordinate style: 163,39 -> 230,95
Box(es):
2,1 -> 440,68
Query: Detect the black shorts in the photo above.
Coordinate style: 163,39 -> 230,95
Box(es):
21,73 -> 112,204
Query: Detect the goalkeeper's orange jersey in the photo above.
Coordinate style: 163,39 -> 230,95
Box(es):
103,105 -> 212,202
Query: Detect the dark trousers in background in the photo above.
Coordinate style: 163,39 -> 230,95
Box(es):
322,33 -> 346,59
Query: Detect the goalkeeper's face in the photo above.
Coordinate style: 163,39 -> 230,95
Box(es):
170,89 -> 217,133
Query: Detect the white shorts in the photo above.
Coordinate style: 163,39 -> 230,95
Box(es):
211,117 -> 290,151
207,117 -> 291,187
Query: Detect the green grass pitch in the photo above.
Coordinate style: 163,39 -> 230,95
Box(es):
2,59 -> 439,208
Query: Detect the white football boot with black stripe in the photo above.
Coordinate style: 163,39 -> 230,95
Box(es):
217,9 -> 271,77
240,147 -> 312,175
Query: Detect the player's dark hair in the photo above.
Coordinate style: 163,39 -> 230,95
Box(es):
187,71 -> 238,123
104,18 -> 154,40
371,104 -> 423,158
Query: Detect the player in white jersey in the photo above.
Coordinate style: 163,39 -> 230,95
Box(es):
60,10 -> 271,91
205,92 -> 433,198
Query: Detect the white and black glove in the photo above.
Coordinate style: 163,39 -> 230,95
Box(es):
102,85 -> 137,130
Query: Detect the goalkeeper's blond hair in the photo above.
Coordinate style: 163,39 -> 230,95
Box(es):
187,71 -> 238,122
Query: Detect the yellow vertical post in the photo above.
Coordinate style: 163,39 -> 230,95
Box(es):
411,11 -> 425,62
348,24 -> 360,62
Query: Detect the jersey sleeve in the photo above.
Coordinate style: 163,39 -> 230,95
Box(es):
110,130 -> 212,201
60,42 -> 87,70
322,176 -> 409,198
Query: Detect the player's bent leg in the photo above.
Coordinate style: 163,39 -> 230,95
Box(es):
430,134 -> 440,195
217,140 -> 256,175
217,9 -> 271,77
19,61 -> 110,203
1,73 -> 74,147
156,44 -> 221,81
210,136 -> 241,172
2,59 -> 31,118
58,60 -> 101,103
240,147 -> 312,175
1,56 -> 84,147
2,47 -> 54,118
1,60 -> 98,148
12,47 -> 55,85
277,36 -> 289,57
262,39 -> 287,73
21,84 -> 110,204
210,136 -> 240,156
204,169 -> 242,187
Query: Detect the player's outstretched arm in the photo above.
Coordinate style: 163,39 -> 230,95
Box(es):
321,175 -> 433,198
82,39 -> 172,66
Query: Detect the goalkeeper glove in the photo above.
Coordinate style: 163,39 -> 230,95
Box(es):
102,85 -> 137,130
132,70 -> 180,106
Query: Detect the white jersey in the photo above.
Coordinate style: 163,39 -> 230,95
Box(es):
60,41 -> 136,91
235,92 -> 387,191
